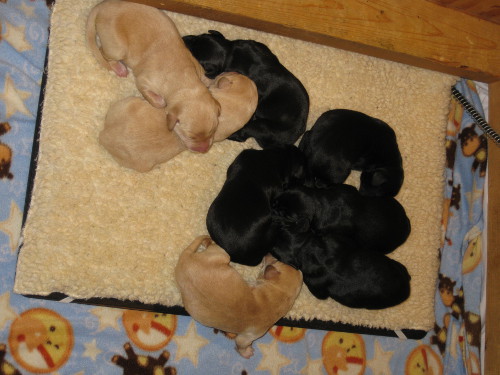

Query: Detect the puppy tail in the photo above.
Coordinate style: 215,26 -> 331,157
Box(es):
85,3 -> 111,71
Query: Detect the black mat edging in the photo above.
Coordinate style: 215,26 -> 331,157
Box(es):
22,292 -> 427,339
22,39 -> 49,226
18,44 -> 427,341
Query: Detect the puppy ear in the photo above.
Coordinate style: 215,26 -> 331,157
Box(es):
216,76 -> 232,89
263,265 -> 281,280
209,30 -> 224,38
166,110 -> 179,131
143,90 -> 166,108
370,170 -> 388,186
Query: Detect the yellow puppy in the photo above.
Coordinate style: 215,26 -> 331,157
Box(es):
175,236 -> 303,358
86,0 -> 219,152
99,72 -> 257,172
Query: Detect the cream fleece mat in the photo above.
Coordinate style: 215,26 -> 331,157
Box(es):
14,0 -> 457,331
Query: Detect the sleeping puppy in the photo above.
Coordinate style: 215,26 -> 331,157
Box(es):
86,0 -> 220,152
99,72 -> 258,172
272,184 -> 411,255
299,109 -> 404,196
206,146 -> 306,266
99,95 -> 181,172
175,236 -> 302,358
281,232 -> 410,309
183,30 -> 309,149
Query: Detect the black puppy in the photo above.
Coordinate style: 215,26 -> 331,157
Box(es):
272,184 -> 411,255
299,109 -> 404,197
206,146 -> 306,266
289,232 -> 411,309
183,30 -> 310,149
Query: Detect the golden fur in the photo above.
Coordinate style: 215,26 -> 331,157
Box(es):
86,0 -> 220,152
98,72 -> 257,172
175,236 -> 302,358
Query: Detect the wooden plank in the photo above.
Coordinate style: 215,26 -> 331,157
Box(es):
128,0 -> 500,82
485,81 -> 500,375
425,0 -> 500,25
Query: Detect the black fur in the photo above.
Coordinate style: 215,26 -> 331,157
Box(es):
270,184 -> 411,309
271,229 -> 411,309
299,109 -> 404,197
272,184 -> 411,255
206,146 -> 306,266
183,30 -> 309,149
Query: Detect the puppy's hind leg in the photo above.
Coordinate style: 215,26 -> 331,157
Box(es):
235,331 -> 261,359
98,43 -> 128,77
94,28 -> 129,77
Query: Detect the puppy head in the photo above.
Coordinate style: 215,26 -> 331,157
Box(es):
376,257 -> 411,308
183,30 -> 230,79
212,73 -> 234,90
271,190 -> 311,233
303,149 -> 351,188
357,195 -> 411,253
299,135 -> 346,188
167,95 -> 221,153
359,166 -> 404,197
209,72 -> 258,141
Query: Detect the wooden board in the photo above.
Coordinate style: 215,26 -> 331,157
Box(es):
485,82 -> 499,375
128,0 -> 500,82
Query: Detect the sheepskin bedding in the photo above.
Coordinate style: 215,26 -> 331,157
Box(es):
14,0 -> 457,331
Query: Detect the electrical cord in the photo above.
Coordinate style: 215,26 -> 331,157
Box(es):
451,86 -> 500,146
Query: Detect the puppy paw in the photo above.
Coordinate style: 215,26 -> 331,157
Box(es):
110,61 -> 128,77
194,236 -> 213,253
237,345 -> 254,359
200,237 -> 213,249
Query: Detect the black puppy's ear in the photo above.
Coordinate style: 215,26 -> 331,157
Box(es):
208,30 -> 224,38
370,170 -> 388,186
